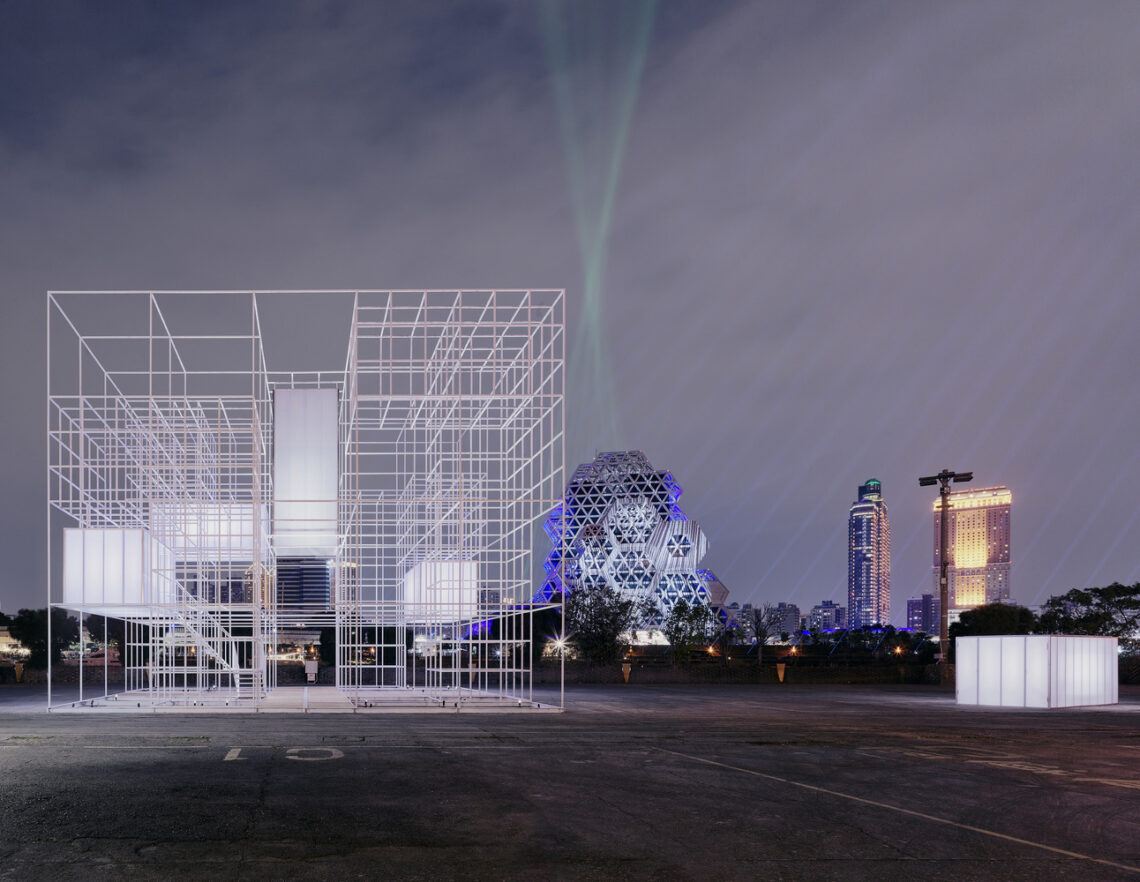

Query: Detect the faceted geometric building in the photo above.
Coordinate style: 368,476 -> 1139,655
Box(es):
847,478 -> 891,629
933,485 -> 1012,609
535,451 -> 729,629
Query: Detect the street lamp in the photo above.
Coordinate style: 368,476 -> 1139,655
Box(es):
918,468 -> 973,686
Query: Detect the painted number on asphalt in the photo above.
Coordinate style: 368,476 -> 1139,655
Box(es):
223,746 -> 345,761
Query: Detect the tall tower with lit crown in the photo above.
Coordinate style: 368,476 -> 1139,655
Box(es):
932,486 -> 1011,609
848,479 -> 891,628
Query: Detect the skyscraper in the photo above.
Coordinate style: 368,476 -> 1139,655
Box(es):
775,602 -> 802,636
809,600 -> 846,630
906,593 -> 939,632
932,485 -> 1011,609
848,479 -> 891,629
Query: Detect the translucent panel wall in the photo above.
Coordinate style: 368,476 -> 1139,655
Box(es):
273,388 -> 338,556
956,635 -> 1118,708
62,528 -> 175,613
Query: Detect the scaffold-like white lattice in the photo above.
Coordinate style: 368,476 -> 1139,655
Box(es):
47,290 -> 564,711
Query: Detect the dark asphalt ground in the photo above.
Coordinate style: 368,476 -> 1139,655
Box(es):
1,684 -> 1138,881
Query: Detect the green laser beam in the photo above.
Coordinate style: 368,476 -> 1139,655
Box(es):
541,0 -> 657,446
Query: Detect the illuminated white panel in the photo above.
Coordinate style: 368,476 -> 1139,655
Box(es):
1048,636 -> 1117,708
402,560 -> 479,622
151,502 -> 264,561
106,528 -> 127,605
976,638 -> 1002,706
1107,639 -> 1119,705
999,636 -> 1024,707
63,530 -> 84,605
1024,636 -> 1049,708
63,528 -> 175,613
958,635 -> 1117,708
956,637 -> 978,705
273,389 -> 338,556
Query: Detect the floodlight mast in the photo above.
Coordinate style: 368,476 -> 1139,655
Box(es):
918,469 -> 973,686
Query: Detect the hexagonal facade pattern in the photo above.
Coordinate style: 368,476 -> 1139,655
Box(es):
535,450 -> 729,627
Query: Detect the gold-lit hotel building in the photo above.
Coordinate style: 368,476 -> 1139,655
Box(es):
932,486 -> 1011,609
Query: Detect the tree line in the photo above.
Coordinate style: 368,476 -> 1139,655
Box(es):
3,581 -> 1136,669
556,581 -> 1140,665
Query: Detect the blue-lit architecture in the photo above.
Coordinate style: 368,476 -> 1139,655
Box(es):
535,451 -> 729,628
847,478 -> 891,629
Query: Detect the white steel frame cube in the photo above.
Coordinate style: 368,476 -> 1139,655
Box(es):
47,290 -> 564,711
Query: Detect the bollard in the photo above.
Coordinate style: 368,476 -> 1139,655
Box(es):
776,663 -> 786,683
622,663 -> 632,684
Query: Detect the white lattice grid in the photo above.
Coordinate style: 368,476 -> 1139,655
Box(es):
48,292 -> 276,706
47,290 -> 564,710
339,291 -> 564,702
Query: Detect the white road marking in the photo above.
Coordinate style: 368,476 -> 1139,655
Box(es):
656,747 -> 1140,874
82,745 -> 208,749
285,747 -> 344,761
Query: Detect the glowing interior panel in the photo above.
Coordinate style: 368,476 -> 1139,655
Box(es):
958,635 -> 1117,709
402,559 -> 479,623
273,389 -> 338,556
62,528 -> 174,610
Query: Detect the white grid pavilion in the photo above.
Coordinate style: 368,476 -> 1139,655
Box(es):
47,290 -> 565,711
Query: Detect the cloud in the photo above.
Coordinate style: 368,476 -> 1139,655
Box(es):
1,1 -> 1137,618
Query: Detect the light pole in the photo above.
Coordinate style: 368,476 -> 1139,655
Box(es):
918,468 -> 973,686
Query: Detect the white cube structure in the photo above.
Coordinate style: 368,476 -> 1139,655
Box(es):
63,528 -> 175,613
402,559 -> 479,623
956,635 -> 1118,708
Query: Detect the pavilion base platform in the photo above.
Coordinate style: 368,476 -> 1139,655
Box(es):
49,685 -> 560,714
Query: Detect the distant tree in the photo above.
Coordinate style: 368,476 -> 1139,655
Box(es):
743,603 -> 784,664
662,600 -> 721,664
715,619 -> 740,665
1038,582 -> 1140,654
529,601 -> 566,665
0,611 -> 11,628
84,614 -> 126,663
564,584 -> 644,664
947,603 -> 1036,662
9,608 -> 79,668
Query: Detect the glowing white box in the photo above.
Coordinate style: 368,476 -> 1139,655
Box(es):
273,389 -> 338,556
151,502 -> 267,561
956,635 -> 1118,708
63,528 -> 175,612
402,560 -> 479,623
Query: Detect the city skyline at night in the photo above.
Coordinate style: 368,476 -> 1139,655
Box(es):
1,2 -> 1138,627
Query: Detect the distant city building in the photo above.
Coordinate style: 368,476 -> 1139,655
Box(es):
906,594 -> 940,632
776,602 -> 802,635
848,478 -> 891,629
536,450 -> 731,628
933,486 -> 1011,610
275,557 -> 332,610
809,600 -> 846,630
728,603 -> 757,641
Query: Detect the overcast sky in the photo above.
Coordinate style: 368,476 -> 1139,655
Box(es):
2,1 -> 1138,622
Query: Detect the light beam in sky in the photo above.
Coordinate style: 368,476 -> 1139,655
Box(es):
541,0 -> 657,447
